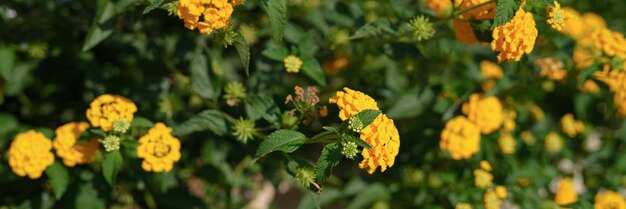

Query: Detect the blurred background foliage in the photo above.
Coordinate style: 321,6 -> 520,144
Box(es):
1,0 -> 626,208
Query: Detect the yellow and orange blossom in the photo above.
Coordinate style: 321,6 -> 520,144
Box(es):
177,0 -> 234,34
462,94 -> 504,134
595,191 -> 626,209
137,123 -> 182,172
329,87 -> 379,121
53,122 -> 100,167
86,94 -> 137,132
440,116 -> 481,160
491,9 -> 538,62
8,130 -> 55,179
560,113 -> 584,138
555,178 -> 577,205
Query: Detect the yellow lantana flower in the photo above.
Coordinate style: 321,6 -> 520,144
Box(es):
484,188 -> 502,209
595,191 -> 626,209
86,94 -> 137,132
462,94 -> 504,134
8,130 -> 55,179
545,132 -> 563,153
498,132 -> 516,154
358,114 -> 400,174
555,178 -> 577,205
536,57 -> 568,81
480,160 -> 492,171
329,87 -> 379,121
284,55 -> 303,73
137,123 -> 182,172
481,60 -> 504,79
53,122 -> 100,167
521,130 -> 536,145
329,88 -> 399,174
474,168 -> 493,188
591,28 -> 626,60
177,0 -> 234,34
440,116 -> 481,160
560,113 -> 584,138
495,186 -> 507,198
546,1 -> 568,31
491,9 -> 538,62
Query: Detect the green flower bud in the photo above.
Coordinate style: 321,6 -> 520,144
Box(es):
113,119 -> 130,133
101,135 -> 121,152
348,116 -> 364,133
404,16 -> 434,42
341,141 -> 359,159
281,112 -> 299,130
232,118 -> 257,144
223,82 -> 247,106
295,167 -> 315,189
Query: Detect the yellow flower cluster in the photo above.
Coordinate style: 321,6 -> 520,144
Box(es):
535,57 -> 567,81
502,109 -> 517,132
53,122 -> 100,167
8,130 -> 55,179
86,94 -> 137,132
546,1 -> 568,31
595,191 -> 626,209
591,28 -> 626,61
483,188 -> 503,209
498,132 -> 516,154
462,94 -> 504,134
440,116 -> 481,160
555,178 -> 577,205
491,9 -> 538,62
176,0 -> 234,34
474,168 -> 493,188
425,0 -> 452,18
329,87 -> 380,121
137,123 -> 182,172
594,68 -> 626,116
329,88 -> 400,174
480,60 -> 503,91
560,113 -> 584,138
284,55 -> 303,73
545,132 -> 563,153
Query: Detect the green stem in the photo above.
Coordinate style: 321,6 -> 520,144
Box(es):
307,130 -> 338,144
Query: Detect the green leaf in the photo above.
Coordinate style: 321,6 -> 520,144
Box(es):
255,129 -> 306,159
173,109 -> 227,136
4,63 -> 35,96
45,162 -> 69,200
76,183 -> 105,209
387,88 -> 434,120
314,142 -> 342,184
343,133 -> 372,149
0,46 -> 15,80
543,0 -> 555,7
301,55 -> 327,86
352,109 -> 381,128
82,0 -> 116,51
298,31 -> 317,56
262,47 -> 289,61
190,49 -> 214,99
131,117 -> 154,128
245,95 -> 275,120
345,183 -> 390,209
233,32 -> 250,75
143,0 -> 165,14
102,150 -> 123,186
0,113 -> 18,137
492,0 -> 520,29
350,19 -> 396,40
257,0 -> 287,43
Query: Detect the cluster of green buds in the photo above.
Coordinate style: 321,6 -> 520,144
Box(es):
232,118 -> 257,144
98,119 -> 131,152
400,16 -> 435,42
223,81 -> 247,106
101,135 -> 121,152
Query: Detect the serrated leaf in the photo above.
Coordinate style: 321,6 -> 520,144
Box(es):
190,49 -> 214,99
314,142 -> 342,184
143,0 -> 164,14
301,55 -> 327,86
233,32 -> 250,75
173,109 -> 227,136
255,129 -> 306,159
131,117 -> 154,128
492,0 -> 520,29
102,151 -> 123,186
45,162 -> 69,199
245,95 -> 274,120
82,0 -> 116,51
257,0 -> 287,43
352,109 -> 381,128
